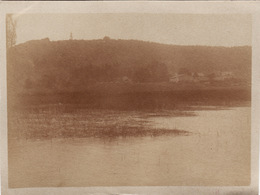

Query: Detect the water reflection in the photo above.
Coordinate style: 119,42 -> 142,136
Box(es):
8,107 -> 251,187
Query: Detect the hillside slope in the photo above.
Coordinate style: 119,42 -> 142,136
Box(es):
7,38 -> 251,93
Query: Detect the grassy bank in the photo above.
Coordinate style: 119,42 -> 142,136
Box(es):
10,87 -> 251,110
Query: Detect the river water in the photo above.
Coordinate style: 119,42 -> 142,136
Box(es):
9,107 -> 251,187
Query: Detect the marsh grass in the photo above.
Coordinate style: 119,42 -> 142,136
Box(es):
8,88 -> 250,140
8,106 -> 191,140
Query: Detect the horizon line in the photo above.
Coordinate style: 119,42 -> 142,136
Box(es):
15,37 -> 252,48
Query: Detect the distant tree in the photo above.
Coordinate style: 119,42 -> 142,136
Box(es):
40,74 -> 56,89
24,78 -> 33,89
156,63 -> 169,82
6,14 -> 17,48
149,62 -> 169,82
208,73 -> 216,80
70,32 -> 73,40
133,67 -> 149,82
132,62 -> 169,83
193,72 -> 199,77
103,36 -> 111,41
178,68 -> 191,75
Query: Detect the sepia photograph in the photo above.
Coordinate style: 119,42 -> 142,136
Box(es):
7,13 -> 252,187
1,2 -> 259,195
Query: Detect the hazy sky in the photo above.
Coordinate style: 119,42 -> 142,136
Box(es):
14,14 -> 251,46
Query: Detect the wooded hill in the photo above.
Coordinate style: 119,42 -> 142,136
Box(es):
7,37 -> 251,93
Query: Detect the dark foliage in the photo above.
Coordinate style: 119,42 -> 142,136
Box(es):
7,38 -> 251,94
